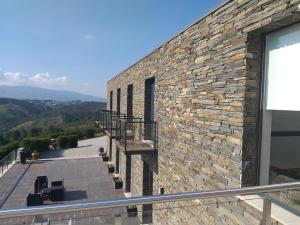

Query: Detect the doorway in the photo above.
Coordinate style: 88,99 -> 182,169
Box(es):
142,161 -> 153,224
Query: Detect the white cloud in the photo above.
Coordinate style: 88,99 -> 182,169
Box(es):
3,72 -> 27,82
30,72 -> 67,84
0,69 -> 67,86
83,34 -> 95,41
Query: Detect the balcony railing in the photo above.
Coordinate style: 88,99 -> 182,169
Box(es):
96,110 -> 117,130
0,182 -> 299,225
106,113 -> 128,137
0,149 -> 17,175
116,118 -> 158,154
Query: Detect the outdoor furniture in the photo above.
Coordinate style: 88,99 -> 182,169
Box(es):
51,180 -> 63,187
40,181 -> 64,201
27,193 -> 43,206
127,205 -> 138,217
34,176 -> 48,194
41,188 -> 51,200
49,186 -> 65,201
113,177 -> 123,189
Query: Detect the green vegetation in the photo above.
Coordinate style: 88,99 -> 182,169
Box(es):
22,137 -> 51,152
0,98 -> 105,159
57,135 -> 78,149
0,142 -> 19,159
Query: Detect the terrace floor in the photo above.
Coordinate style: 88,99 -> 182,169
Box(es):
0,137 -> 140,225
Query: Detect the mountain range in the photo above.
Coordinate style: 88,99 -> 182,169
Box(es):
0,85 -> 105,102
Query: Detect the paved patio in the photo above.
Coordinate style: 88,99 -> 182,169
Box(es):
0,136 -> 140,225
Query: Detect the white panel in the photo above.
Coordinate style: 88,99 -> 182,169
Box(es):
265,23 -> 300,111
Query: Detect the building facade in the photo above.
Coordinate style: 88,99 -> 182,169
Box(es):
106,0 -> 300,224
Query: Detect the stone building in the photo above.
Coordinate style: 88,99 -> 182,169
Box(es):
104,0 -> 300,224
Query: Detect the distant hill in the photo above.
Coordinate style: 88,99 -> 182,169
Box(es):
0,86 -> 106,102
0,98 -> 106,133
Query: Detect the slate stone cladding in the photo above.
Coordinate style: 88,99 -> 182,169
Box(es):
107,0 -> 300,224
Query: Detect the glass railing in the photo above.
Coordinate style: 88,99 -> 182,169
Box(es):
96,110 -> 118,130
106,113 -> 127,136
96,109 -> 110,129
116,118 -> 157,152
0,182 -> 299,225
0,150 -> 17,176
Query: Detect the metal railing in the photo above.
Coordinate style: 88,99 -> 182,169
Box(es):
0,149 -> 17,175
107,113 -> 127,135
96,110 -> 117,130
116,118 -> 157,152
0,182 -> 299,224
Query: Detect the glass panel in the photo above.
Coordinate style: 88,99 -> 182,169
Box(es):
265,23 -> 300,111
270,110 -> 300,212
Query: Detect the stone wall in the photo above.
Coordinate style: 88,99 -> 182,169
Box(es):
107,0 -> 300,224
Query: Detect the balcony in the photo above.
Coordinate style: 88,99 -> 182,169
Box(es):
105,113 -> 132,138
115,118 -> 157,155
96,110 -> 117,130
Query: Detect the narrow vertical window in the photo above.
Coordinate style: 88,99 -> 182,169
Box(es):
117,88 -> 121,115
127,84 -> 133,118
110,91 -> 113,112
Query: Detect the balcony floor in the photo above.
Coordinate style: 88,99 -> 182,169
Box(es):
0,137 -> 140,225
116,140 -> 156,155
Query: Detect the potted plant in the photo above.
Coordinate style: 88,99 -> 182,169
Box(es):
127,205 -> 138,217
107,163 -> 115,173
102,154 -> 109,162
98,147 -> 105,156
32,150 -> 39,160
113,177 -> 123,189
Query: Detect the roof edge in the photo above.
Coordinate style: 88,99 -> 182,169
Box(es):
108,0 -> 232,82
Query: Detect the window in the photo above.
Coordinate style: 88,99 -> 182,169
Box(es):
110,91 -> 113,111
260,23 -> 300,212
127,84 -> 133,118
117,88 -> 121,115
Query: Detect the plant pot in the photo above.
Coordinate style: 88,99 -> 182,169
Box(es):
102,155 -> 109,162
32,154 -> 38,160
127,205 -> 138,217
108,166 -> 115,173
113,177 -> 123,189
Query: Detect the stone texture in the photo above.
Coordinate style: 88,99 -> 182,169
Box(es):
107,0 -> 300,224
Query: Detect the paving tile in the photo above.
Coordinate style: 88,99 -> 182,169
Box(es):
0,137 -> 140,225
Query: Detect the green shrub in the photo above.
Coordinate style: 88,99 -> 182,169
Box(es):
22,138 -> 50,152
67,135 -> 78,148
84,128 -> 95,138
57,135 -> 78,148
65,130 -> 83,139
0,142 -> 19,160
57,136 -> 68,149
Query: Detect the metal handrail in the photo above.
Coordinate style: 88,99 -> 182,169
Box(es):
0,150 -> 17,175
0,182 -> 299,219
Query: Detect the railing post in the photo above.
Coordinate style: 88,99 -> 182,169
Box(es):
262,196 -> 272,225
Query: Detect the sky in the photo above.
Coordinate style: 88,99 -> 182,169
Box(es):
0,0 -> 222,98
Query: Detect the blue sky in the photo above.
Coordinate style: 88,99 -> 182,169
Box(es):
0,0 -> 222,98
